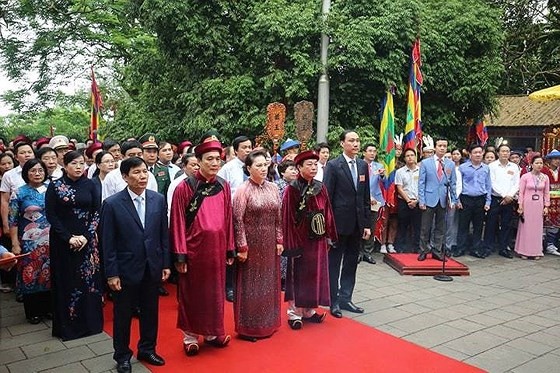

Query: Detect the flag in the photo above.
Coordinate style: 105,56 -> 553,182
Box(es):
90,67 -> 103,141
374,90 -> 397,242
379,90 -> 396,196
467,118 -> 488,146
404,38 -> 423,151
475,119 -> 488,146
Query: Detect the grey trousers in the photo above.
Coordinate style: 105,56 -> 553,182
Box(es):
419,203 -> 446,255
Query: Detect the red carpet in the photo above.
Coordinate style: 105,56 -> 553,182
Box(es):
103,285 -> 482,372
384,253 -> 470,276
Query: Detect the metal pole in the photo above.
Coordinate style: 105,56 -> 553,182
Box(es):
316,0 -> 331,143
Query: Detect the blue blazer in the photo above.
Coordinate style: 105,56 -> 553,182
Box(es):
418,156 -> 457,208
324,155 -> 372,235
100,188 -> 170,285
369,161 -> 385,206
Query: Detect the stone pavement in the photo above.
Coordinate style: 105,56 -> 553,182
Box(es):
1,253 -> 560,372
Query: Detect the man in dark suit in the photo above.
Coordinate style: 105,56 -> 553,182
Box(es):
324,130 -> 372,318
100,157 -> 171,373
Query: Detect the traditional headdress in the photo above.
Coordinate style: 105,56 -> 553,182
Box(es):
294,150 -> 319,166
194,140 -> 222,158
494,137 -> 504,148
422,135 -> 434,152
393,133 -> 403,149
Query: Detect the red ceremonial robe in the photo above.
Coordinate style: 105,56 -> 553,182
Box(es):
282,177 -> 337,308
170,172 -> 234,336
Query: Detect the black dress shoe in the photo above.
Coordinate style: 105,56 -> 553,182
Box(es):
28,316 -> 42,325
470,251 -> 485,259
417,252 -> 427,261
226,289 -> 234,302
137,352 -> 165,366
431,252 -> 448,262
330,304 -> 342,318
362,255 -> 376,264
116,361 -> 131,373
499,249 -> 514,259
452,250 -> 465,257
340,301 -> 364,313
157,286 -> 169,296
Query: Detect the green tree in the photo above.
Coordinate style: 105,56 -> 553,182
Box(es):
1,0 -> 505,146
419,0 -> 504,139
0,0 -> 155,110
491,0 -> 560,93
0,97 -> 91,141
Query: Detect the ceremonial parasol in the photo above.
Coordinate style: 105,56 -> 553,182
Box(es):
528,84 -> 560,102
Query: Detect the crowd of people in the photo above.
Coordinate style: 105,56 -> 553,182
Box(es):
0,130 -> 556,373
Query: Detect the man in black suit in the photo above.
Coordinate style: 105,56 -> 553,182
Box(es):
324,130 -> 372,318
100,157 -> 171,373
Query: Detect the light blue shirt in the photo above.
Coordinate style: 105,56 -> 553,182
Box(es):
458,161 -> 492,206
368,161 -> 385,206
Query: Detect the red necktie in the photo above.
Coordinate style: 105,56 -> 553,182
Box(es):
437,159 -> 443,180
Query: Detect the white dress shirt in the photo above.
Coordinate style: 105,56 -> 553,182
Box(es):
0,166 -> 24,197
314,162 -> 326,182
127,188 -> 146,225
395,164 -> 420,200
217,157 -> 245,199
102,166 -> 158,202
488,160 -> 520,198
167,173 -> 187,220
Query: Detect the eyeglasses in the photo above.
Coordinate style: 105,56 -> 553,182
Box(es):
29,168 -> 45,174
101,160 -> 116,164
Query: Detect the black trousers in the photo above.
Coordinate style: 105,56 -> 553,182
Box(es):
484,196 -> 514,253
113,266 -> 159,363
23,291 -> 51,319
395,199 -> 422,253
457,195 -> 486,254
329,230 -> 360,305
226,262 -> 235,294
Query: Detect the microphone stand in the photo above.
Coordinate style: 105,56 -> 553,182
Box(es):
434,160 -> 453,282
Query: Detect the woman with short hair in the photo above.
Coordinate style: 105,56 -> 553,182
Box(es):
232,150 -> 283,341
92,151 -> 116,204
46,151 -> 103,340
9,159 -> 52,324
515,155 -> 550,260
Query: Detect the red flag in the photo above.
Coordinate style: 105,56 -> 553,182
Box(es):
474,119 -> 488,146
90,67 -> 103,141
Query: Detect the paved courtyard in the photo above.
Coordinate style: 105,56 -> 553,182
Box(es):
1,253 -> 560,372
